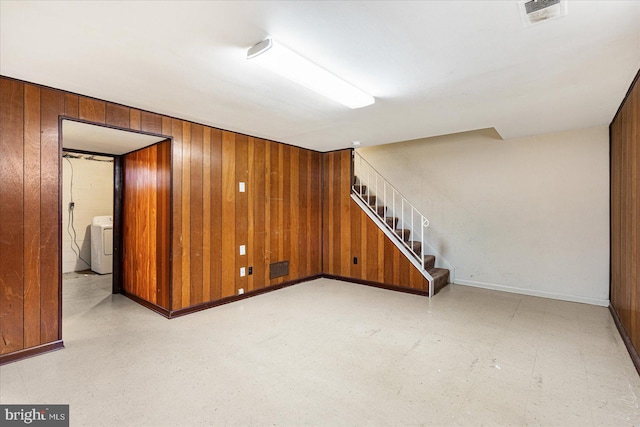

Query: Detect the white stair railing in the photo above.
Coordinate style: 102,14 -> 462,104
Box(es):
352,151 -> 434,294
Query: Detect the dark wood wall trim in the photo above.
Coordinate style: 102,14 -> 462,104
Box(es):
169,274 -> 322,318
0,341 -> 64,366
610,306 -> 640,375
113,156 -> 124,294
323,274 -> 432,297
121,291 -> 171,318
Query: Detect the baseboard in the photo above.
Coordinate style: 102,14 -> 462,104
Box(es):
455,279 -> 610,307
121,291 -> 171,318
169,274 -> 323,318
609,305 -> 640,376
0,340 -> 64,366
323,274 -> 432,297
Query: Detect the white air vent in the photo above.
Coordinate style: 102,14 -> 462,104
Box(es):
519,0 -> 567,27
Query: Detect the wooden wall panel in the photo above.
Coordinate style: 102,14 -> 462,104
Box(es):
611,69 -> 640,369
106,103 -> 130,128
170,119 -> 183,310
322,149 -> 430,293
235,134 -> 249,294
190,124 -> 204,306
0,79 -> 25,354
221,131 -> 236,298
23,84 -> 42,349
122,141 -> 171,308
79,97 -> 105,124
209,129 -> 223,301
39,88 -> 64,343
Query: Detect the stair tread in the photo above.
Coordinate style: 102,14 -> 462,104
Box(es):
427,267 -> 449,277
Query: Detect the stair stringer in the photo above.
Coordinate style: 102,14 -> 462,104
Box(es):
351,194 -> 436,297
384,204 -> 456,283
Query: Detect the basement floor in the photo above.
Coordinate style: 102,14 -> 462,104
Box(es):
1,273 -> 639,426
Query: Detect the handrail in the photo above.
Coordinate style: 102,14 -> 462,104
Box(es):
352,151 -> 432,293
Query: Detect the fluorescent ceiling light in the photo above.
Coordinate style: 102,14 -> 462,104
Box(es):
247,38 -> 375,109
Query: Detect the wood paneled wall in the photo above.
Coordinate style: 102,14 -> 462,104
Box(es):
0,79 -> 62,356
322,150 -> 430,292
122,140 -> 171,309
611,69 -> 640,369
173,129 -> 323,311
0,76 -> 323,361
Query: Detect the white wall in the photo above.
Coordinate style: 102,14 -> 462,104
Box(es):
61,157 -> 114,273
358,126 -> 610,306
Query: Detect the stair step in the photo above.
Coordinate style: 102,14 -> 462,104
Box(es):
428,268 -> 450,293
376,206 -> 386,217
353,184 -> 367,194
354,176 -> 360,185
423,255 -> 435,270
385,217 -> 398,228
395,229 -> 411,241
366,195 -> 377,206
408,241 -> 421,254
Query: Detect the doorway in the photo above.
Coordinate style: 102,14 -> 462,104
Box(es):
60,119 -> 171,327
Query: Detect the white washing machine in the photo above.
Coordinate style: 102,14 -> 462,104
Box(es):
91,216 -> 113,274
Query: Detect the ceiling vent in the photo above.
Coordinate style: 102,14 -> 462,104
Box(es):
519,0 -> 567,27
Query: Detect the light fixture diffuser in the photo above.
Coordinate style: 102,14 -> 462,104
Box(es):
247,38 -> 375,109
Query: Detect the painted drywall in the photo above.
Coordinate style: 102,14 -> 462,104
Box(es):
61,157 -> 114,273
357,126 -> 610,305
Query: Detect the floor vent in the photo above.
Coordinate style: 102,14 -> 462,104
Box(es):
269,261 -> 289,279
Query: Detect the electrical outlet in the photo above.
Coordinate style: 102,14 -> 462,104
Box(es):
248,266 -> 253,275
239,245 -> 246,255
353,257 -> 358,265
239,182 -> 245,192
240,267 -> 246,277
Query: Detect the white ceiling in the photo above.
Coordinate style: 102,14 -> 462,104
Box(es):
62,120 -> 166,155
1,1 -> 638,152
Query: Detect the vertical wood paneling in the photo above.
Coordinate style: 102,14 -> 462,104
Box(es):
289,147 -> 299,280
171,119 -> 183,310
269,142 -> 282,285
141,111 -> 162,134
252,139 -> 266,290
106,103 -> 130,128
156,140 -> 171,309
611,70 -> 640,362
202,128 -> 212,301
130,109 -> 141,131
39,88 -> 64,343
78,97 -> 105,124
209,129 -> 223,301
123,141 -> 170,308
64,94 -> 78,119
221,131 -> 236,298
0,79 -> 25,354
298,150 -> 309,278
310,152 -> 323,274
181,122 -> 191,307
322,149 -> 430,292
23,84 -> 42,348
235,134 -> 249,294
190,124 -> 204,306
0,76 -> 327,362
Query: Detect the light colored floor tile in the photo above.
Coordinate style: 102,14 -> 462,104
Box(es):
1,274 -> 639,426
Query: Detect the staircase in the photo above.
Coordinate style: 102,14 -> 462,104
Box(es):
352,152 -> 450,296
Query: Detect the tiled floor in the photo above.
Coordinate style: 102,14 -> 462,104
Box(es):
1,273 -> 639,426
